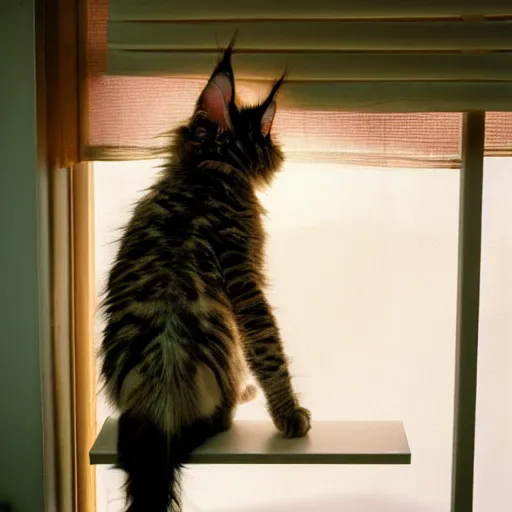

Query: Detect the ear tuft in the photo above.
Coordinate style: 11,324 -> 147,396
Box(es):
261,101 -> 276,137
197,72 -> 233,129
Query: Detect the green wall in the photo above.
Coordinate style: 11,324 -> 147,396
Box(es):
0,0 -> 46,510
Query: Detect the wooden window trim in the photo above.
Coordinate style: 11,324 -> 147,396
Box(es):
71,162 -> 96,512
36,0 -> 96,509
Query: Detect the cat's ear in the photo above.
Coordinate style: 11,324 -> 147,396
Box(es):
196,37 -> 236,129
197,72 -> 234,129
259,72 -> 286,137
261,102 -> 277,137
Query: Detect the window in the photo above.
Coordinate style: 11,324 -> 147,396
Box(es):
92,157 -> 511,511
39,1 -> 512,510
475,157 -> 512,511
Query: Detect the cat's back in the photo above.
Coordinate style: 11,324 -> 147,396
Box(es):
106,165 -> 261,306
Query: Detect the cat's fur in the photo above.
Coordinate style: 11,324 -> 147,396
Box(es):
99,43 -> 311,512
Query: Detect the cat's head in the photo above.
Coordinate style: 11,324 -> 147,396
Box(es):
174,42 -> 285,188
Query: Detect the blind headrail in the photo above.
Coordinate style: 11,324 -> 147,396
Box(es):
110,0 -> 512,21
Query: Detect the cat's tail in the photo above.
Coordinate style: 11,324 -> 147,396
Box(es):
117,411 -> 222,512
118,411 -> 182,512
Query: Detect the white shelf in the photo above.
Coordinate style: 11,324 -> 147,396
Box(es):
90,417 -> 411,465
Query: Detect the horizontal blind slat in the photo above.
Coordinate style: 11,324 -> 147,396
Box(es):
108,51 -> 512,82
106,5 -> 512,112
108,20 -> 512,51
276,82 -> 512,111
110,0 -> 512,21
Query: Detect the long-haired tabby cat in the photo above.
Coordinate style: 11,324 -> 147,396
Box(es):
99,43 -> 311,512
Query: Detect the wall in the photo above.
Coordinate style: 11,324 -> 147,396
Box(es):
0,1 -> 46,511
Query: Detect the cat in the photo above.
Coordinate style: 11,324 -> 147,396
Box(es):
99,42 -> 311,512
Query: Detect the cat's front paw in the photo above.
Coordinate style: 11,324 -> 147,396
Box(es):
276,406 -> 311,438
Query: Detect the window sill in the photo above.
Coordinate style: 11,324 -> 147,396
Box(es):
90,417 -> 411,466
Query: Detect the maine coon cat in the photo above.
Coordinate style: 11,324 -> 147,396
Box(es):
99,43 -> 311,512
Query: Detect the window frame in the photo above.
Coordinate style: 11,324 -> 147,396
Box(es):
38,0 -> 487,507
37,0 -> 97,509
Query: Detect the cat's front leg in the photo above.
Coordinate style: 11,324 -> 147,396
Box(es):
226,278 -> 311,438
243,316 -> 311,439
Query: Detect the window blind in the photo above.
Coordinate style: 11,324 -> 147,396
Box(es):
109,0 -> 511,19
83,0 -> 512,166
106,0 -> 512,112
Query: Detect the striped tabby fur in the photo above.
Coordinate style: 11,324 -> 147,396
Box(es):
99,43 -> 311,512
